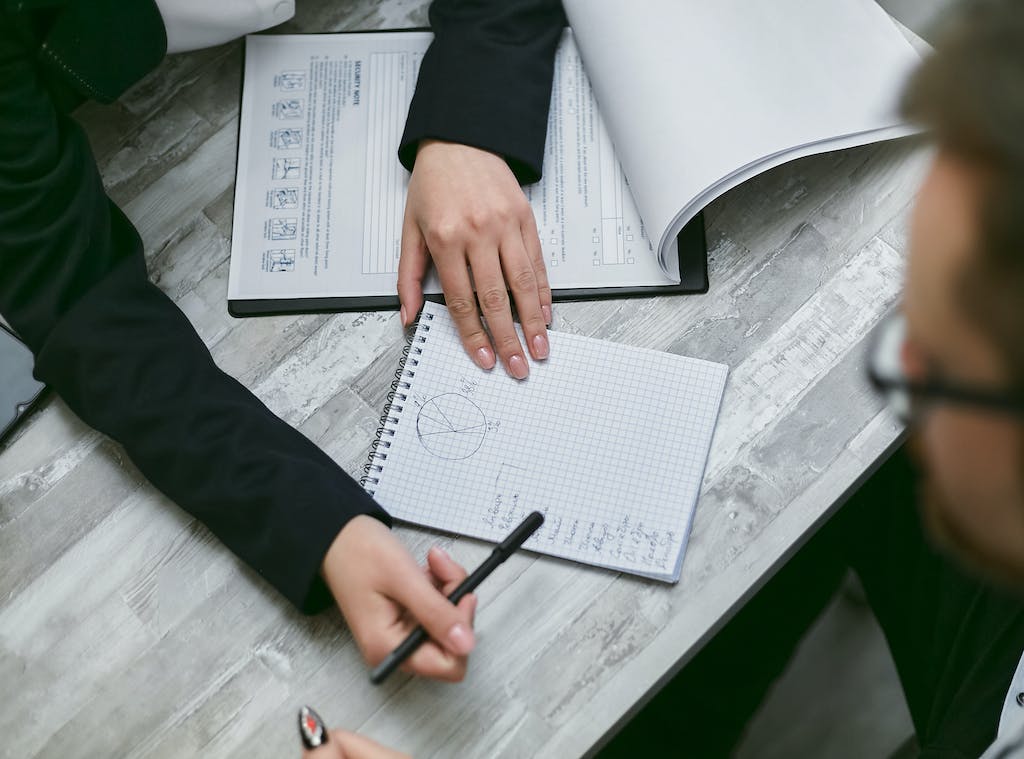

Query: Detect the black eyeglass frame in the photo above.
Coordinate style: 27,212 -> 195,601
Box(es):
866,311 -> 1024,418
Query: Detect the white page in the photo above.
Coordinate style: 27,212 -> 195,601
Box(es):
563,0 -> 923,269
527,33 -> 676,285
228,32 -> 676,303
367,302 -> 728,580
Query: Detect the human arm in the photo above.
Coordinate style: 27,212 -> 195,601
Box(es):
0,26 -> 384,608
0,7 -> 473,677
397,0 -> 567,378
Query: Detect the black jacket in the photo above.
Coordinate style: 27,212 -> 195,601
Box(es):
0,0 -> 563,612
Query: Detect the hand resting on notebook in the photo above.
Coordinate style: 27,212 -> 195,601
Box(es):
321,515 -> 478,681
398,140 -> 551,380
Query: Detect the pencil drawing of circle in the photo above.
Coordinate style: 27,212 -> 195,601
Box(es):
416,393 -> 487,460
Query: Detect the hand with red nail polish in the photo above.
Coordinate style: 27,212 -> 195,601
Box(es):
299,705 -> 410,759
397,140 -> 552,379
321,516 -> 477,682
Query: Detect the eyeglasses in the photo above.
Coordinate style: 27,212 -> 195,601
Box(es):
866,310 -> 1024,423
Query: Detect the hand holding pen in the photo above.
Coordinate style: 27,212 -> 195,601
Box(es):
369,511 -> 544,684
300,514 -> 545,755
325,512 -> 543,684
322,516 -> 479,682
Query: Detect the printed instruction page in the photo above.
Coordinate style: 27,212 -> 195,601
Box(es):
228,31 -> 677,303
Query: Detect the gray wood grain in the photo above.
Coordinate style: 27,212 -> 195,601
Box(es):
0,2 -> 922,756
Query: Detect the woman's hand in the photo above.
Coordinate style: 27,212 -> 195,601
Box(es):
398,140 -> 551,380
322,515 -> 477,681
299,706 -> 410,759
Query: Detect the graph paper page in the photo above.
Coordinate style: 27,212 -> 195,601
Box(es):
368,302 -> 728,580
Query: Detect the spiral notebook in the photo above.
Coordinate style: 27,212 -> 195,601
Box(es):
363,302 -> 729,580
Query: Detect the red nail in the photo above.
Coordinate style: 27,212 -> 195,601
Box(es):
298,705 -> 328,749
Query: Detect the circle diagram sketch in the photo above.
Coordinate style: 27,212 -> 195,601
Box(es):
416,394 -> 487,460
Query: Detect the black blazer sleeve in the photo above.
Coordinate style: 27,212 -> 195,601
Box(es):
399,0 -> 567,184
0,15 -> 389,614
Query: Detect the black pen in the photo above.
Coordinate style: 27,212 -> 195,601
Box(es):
369,510 -> 545,685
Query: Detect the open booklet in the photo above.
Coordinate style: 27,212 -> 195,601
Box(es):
560,0 -> 923,259
228,0 -> 922,316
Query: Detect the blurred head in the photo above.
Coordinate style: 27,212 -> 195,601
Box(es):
896,0 -> 1024,585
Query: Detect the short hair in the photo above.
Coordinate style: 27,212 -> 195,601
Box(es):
900,0 -> 1024,387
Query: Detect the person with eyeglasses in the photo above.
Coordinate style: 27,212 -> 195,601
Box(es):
588,1 -> 1024,756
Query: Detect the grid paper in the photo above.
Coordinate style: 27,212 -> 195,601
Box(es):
367,302 -> 729,581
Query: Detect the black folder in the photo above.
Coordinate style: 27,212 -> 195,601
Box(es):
228,211 -> 707,316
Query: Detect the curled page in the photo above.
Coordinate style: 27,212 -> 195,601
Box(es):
562,0 -> 924,271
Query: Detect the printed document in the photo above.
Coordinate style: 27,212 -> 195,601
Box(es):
229,32 -> 675,303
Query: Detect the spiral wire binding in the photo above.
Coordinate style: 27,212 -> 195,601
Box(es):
360,311 -> 435,495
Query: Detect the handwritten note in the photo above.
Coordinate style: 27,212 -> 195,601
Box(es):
366,302 -> 728,581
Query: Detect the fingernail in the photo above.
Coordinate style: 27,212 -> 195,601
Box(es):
298,705 -> 328,750
400,305 -> 407,326
447,623 -> 475,654
542,304 -> 552,325
432,545 -> 450,560
508,354 -> 529,380
474,347 -> 496,370
532,333 -> 549,360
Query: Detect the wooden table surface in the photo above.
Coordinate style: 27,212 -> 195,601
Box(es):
0,1 -> 925,756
